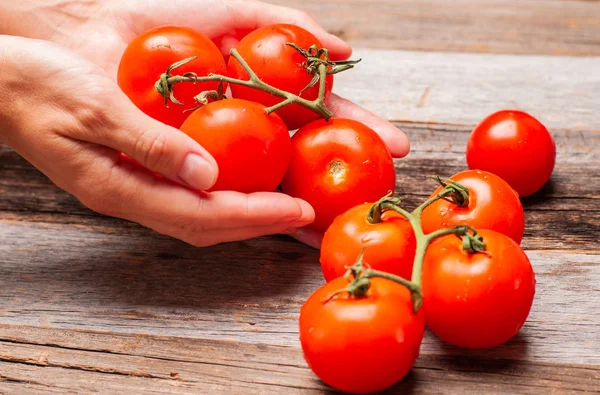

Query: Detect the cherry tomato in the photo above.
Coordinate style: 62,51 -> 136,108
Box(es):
300,277 -> 424,393
320,202 -> 416,282
466,110 -> 556,197
118,26 -> 227,128
281,118 -> 396,233
421,170 -> 525,244
227,24 -> 333,130
179,99 -> 290,193
422,229 -> 535,349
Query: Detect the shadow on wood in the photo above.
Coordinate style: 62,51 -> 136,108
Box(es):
3,232 -> 319,310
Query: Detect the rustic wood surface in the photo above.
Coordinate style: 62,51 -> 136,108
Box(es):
1,0 -> 599,393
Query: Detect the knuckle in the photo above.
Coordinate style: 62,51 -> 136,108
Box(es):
134,131 -> 172,172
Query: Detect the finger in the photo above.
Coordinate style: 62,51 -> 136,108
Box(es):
65,89 -> 219,192
137,0 -> 352,60
326,93 -> 411,158
195,191 -> 316,231
290,227 -> 323,249
147,219 -> 303,247
238,1 -> 352,60
82,154 -> 314,232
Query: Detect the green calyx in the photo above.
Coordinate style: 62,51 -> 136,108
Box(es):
366,192 -> 402,224
286,43 -> 361,95
323,250 -> 423,312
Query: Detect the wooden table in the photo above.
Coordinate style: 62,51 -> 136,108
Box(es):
1,1 -> 599,393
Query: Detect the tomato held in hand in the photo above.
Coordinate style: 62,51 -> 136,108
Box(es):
118,26 -> 227,128
320,202 -> 416,282
180,99 -> 290,193
422,229 -> 535,349
300,277 -> 424,393
467,110 -> 556,197
281,118 -> 396,233
421,170 -> 525,244
227,24 -> 333,130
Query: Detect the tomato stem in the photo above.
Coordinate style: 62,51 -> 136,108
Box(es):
325,250 -> 423,310
367,192 -> 400,224
367,178 -> 477,312
154,45 -> 357,120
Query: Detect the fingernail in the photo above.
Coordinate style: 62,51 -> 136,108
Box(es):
178,153 -> 216,190
292,198 -> 315,226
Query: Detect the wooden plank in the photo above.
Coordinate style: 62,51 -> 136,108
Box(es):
0,215 -> 598,364
333,49 -> 600,130
225,32 -> 600,130
2,122 -> 598,252
0,326 -> 598,394
268,0 -> 600,56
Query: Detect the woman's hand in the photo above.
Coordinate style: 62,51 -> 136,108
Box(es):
0,35 -> 314,246
0,0 -> 410,248
1,0 -> 409,158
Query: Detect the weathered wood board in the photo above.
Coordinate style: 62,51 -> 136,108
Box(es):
1,0 -> 600,391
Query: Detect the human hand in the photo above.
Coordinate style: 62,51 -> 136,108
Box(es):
2,0 -> 409,157
1,0 -> 409,248
0,35 -> 314,246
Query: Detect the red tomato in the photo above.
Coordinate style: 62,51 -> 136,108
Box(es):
467,110 -> 556,197
281,118 -> 396,233
421,170 -> 525,244
320,203 -> 416,282
422,229 -> 535,349
118,26 -> 227,128
179,99 -> 290,193
227,24 -> 333,130
300,277 -> 424,393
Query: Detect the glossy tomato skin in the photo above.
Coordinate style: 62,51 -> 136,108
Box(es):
320,203 -> 416,282
227,24 -> 333,130
421,170 -> 525,244
422,229 -> 535,349
179,99 -> 291,193
300,277 -> 424,393
467,110 -> 556,197
118,26 -> 227,128
281,118 -> 396,233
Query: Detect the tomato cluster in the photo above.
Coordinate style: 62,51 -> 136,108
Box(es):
301,114 -> 550,392
118,22 -> 553,394
117,24 -> 392,232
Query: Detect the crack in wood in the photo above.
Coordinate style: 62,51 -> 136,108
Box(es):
0,356 -> 177,381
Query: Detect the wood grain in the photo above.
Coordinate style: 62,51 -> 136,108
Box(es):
2,123 -> 598,251
333,49 -> 600,130
0,215 -> 599,364
1,1 -> 600,391
268,0 -> 600,56
1,325 -> 599,394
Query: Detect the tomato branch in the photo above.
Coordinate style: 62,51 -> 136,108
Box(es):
324,250 -> 423,310
154,45 -> 359,121
364,178 -> 482,312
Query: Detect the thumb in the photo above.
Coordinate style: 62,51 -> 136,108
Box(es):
85,94 -> 219,191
